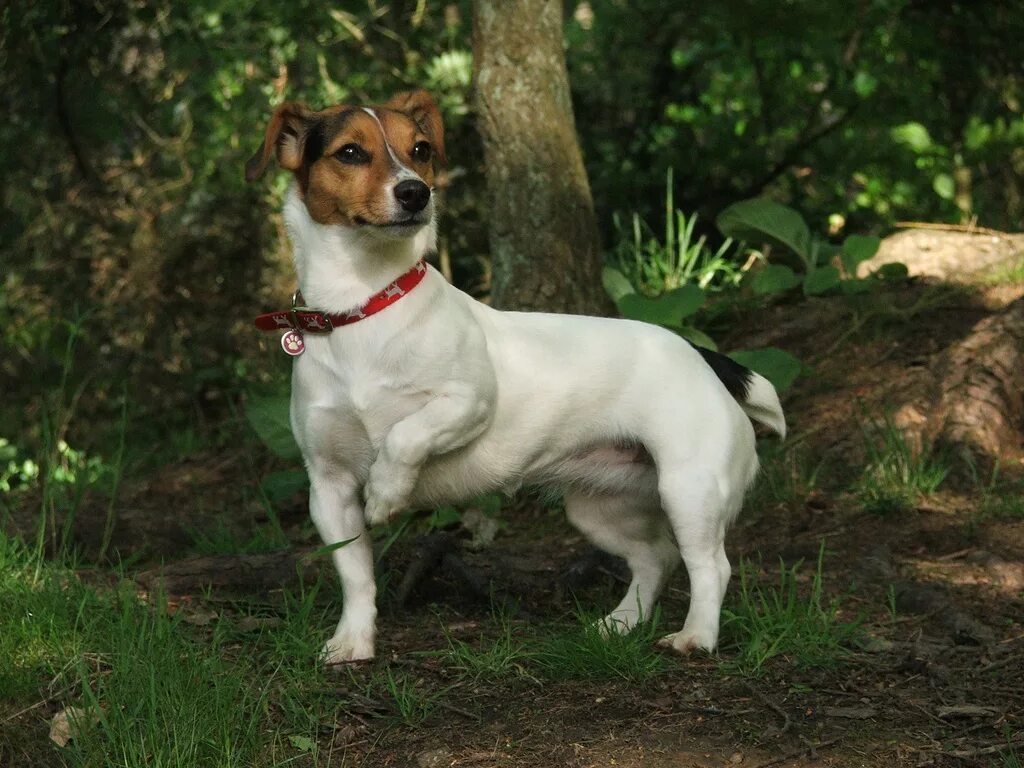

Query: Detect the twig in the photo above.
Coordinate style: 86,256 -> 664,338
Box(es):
747,737 -> 842,768
895,221 -> 1011,238
746,683 -> 792,736
942,737 -> 1024,759
433,699 -> 480,721
979,653 -> 1024,673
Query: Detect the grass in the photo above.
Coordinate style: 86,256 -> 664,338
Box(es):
612,168 -> 742,296
747,443 -> 823,514
436,612 -> 533,683
433,608 -> 671,685
720,543 -> 861,674
186,515 -> 290,556
0,530 -> 348,766
855,415 -> 948,515
528,609 -> 671,683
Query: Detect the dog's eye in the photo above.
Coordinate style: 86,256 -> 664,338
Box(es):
336,144 -> 370,165
411,141 -> 432,163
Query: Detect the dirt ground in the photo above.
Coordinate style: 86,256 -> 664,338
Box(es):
6,233 -> 1024,767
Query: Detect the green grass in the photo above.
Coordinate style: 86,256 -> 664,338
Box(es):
720,544 -> 861,674
375,668 -> 439,726
747,444 -> 823,513
432,608 -> 672,685
0,530 -> 349,766
436,613 -> 533,683
527,609 -> 671,683
856,416 -> 948,515
1,523 -> 862,762
186,515 -> 290,556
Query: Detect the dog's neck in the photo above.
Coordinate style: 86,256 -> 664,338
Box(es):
283,185 -> 437,314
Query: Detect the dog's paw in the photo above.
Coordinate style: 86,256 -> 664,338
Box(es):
362,483 -> 406,526
657,628 -> 717,655
321,627 -> 375,665
363,462 -> 413,526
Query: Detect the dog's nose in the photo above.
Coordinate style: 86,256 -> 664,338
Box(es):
394,180 -> 431,213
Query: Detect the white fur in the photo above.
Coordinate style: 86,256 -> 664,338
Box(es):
281,186 -> 784,663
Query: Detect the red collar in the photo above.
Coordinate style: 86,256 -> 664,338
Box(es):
254,260 -> 428,353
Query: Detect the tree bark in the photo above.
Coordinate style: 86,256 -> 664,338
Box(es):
928,297 -> 1024,467
472,0 -> 611,314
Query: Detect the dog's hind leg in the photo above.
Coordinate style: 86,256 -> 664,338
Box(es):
309,472 -> 378,663
565,490 -> 680,633
655,464 -> 743,654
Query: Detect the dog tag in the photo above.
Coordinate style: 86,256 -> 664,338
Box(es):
280,329 -> 305,356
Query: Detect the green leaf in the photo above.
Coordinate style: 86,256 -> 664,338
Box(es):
288,735 -> 316,753
244,396 -> 300,459
812,241 -> 841,267
428,506 -> 462,530
676,326 -> 718,351
716,198 -> 812,262
306,536 -> 361,560
891,122 -> 932,153
840,235 -> 880,275
875,262 -> 909,281
839,278 -> 874,295
932,173 -> 955,200
617,284 -> 705,327
260,469 -> 308,503
728,348 -> 802,393
601,266 -> 635,302
750,264 -> 801,296
853,71 -> 878,98
803,265 -> 841,296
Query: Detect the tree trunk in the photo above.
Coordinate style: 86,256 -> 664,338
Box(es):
472,0 -> 611,314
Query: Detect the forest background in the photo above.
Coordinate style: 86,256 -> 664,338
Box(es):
3,0 -> 1022,471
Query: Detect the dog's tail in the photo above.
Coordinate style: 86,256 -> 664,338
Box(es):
690,344 -> 787,439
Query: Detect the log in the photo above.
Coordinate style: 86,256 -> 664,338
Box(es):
134,547 -> 322,595
928,296 -> 1024,466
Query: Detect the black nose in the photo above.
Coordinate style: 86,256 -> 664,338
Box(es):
394,179 -> 430,213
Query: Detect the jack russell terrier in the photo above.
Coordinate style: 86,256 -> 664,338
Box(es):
246,90 -> 785,664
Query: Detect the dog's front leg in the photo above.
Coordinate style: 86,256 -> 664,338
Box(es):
364,385 -> 491,525
309,473 -> 377,662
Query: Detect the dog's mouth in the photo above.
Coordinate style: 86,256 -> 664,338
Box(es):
353,215 -> 425,229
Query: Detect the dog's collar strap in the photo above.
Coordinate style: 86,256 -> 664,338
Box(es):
254,259 -> 428,336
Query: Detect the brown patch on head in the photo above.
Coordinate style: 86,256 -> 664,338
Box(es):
384,90 -> 447,168
246,91 -> 446,227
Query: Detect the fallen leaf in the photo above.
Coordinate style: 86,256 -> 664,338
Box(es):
49,706 -> 95,747
288,734 -> 316,752
182,607 -> 219,626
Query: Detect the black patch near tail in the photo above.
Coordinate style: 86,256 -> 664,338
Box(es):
688,341 -> 753,400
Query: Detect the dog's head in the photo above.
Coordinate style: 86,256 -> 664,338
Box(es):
245,91 -> 445,237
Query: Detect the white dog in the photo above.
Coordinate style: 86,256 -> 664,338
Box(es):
247,91 -> 785,664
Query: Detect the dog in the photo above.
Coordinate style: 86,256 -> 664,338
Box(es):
246,90 -> 785,664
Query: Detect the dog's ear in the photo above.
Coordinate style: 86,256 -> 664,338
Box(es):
385,90 -> 446,168
245,102 -> 316,182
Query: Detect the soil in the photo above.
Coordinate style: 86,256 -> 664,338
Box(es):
5,232 -> 1024,767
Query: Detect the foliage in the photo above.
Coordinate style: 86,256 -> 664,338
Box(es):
605,186 -> 804,392
717,197 -> 883,296
611,169 -> 742,296
567,0 -> 1024,238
